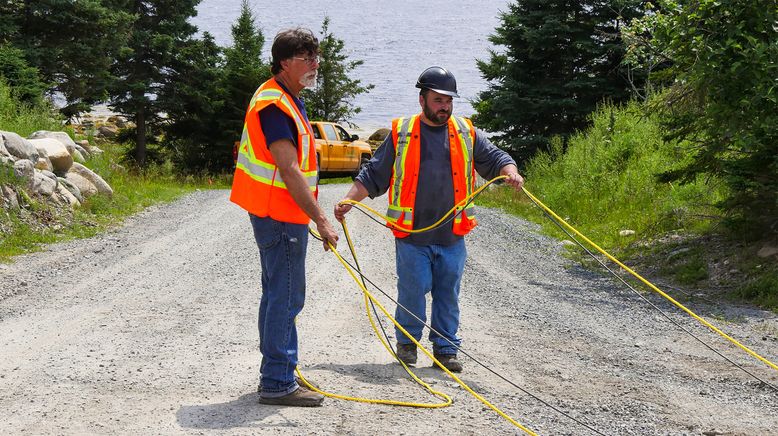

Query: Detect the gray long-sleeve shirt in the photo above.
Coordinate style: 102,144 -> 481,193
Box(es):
355,120 -> 516,246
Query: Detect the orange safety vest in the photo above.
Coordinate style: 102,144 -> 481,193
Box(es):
386,114 -> 477,238
230,78 -> 318,224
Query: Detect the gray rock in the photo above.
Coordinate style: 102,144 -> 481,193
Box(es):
619,229 -> 636,237
0,134 -> 9,157
56,184 -> 80,207
29,138 -> 73,175
1,131 -> 39,162
13,159 -> 34,182
73,144 -> 90,159
70,162 -> 112,196
32,170 -> 57,197
28,131 -> 77,155
65,172 -> 98,197
58,177 -> 84,203
97,125 -> 118,138
1,185 -> 19,211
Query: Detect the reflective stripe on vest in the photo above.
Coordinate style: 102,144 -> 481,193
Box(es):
451,116 -> 476,222
388,116 -> 417,225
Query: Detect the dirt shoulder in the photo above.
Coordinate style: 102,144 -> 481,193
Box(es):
1,186 -> 776,435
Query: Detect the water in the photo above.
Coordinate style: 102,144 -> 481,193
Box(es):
191,0 -> 510,133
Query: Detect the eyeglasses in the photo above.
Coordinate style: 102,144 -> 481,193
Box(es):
292,55 -> 320,65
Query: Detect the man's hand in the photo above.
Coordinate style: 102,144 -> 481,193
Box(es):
315,217 -> 338,251
334,202 -> 353,222
500,164 -> 524,192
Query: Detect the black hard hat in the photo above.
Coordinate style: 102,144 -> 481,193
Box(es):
415,66 -> 459,98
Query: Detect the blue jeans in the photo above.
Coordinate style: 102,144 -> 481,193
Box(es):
394,238 -> 467,355
249,214 -> 308,397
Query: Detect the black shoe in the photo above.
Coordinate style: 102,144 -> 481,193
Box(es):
258,385 -> 324,407
432,354 -> 463,372
396,342 -> 417,365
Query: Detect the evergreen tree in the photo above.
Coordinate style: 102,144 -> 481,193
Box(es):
158,32 -> 226,172
303,17 -> 373,125
220,0 -> 270,145
0,44 -> 46,105
2,0 -> 132,118
473,0 -> 646,162
626,1 -> 778,237
109,0 -> 201,167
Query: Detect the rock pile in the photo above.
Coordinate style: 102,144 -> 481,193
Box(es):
1,130 -> 113,211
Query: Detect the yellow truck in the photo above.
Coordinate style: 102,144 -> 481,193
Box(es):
233,121 -> 372,179
311,121 -> 372,179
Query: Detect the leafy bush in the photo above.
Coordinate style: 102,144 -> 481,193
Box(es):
480,100 -> 727,248
0,79 -> 62,136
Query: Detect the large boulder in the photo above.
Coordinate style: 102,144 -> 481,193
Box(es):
1,131 -> 39,162
29,138 -> 73,175
28,131 -> 77,155
64,172 -> 98,197
97,125 -> 118,138
0,134 -> 9,158
69,162 -> 112,196
368,128 -> 391,142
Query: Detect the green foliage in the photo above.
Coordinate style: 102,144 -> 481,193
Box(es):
0,44 -> 46,106
479,100 -> 726,249
302,17 -> 374,126
626,0 -> 778,238
158,32 -> 228,172
2,0 -> 132,117
474,0 -> 647,162
732,271 -> 778,311
658,246 -> 709,286
109,0 -> 201,167
0,79 -> 62,136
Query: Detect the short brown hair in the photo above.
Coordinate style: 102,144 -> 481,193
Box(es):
271,28 -> 319,75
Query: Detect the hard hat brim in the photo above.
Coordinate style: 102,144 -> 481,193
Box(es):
417,85 -> 460,98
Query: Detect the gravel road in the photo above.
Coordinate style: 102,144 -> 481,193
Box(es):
1,185 -> 776,435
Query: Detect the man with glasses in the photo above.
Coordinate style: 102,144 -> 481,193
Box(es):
231,27 -> 338,407
334,66 -> 524,373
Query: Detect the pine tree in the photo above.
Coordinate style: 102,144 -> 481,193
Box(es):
2,0 -> 132,117
158,32 -> 226,172
303,17 -> 373,126
0,44 -> 46,106
474,0 -> 646,162
109,0 -> 201,167
220,0 -> 270,144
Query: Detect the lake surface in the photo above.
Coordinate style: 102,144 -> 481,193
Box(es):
191,0 -> 510,133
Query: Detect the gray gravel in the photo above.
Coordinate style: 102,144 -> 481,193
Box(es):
0,185 -> 776,435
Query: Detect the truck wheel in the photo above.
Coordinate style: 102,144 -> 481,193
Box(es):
352,156 -> 370,180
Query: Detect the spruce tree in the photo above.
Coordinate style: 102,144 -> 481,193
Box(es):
2,0 -> 132,117
220,0 -> 270,145
303,17 -> 373,125
474,0 -> 645,162
109,0 -> 201,167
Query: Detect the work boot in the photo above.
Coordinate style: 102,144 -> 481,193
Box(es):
432,354 -> 463,373
395,342 -> 417,365
258,385 -> 324,407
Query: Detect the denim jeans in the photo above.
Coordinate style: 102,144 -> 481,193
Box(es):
394,238 -> 467,355
249,214 -> 308,397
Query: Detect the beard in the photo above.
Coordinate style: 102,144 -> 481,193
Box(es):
300,71 -> 318,88
423,102 -> 451,125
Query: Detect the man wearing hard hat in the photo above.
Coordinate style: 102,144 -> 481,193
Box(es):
335,66 -> 524,372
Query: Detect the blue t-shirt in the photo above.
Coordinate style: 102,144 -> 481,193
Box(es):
258,81 -> 309,148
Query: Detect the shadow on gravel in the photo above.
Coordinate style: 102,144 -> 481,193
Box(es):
304,362 -> 485,390
177,392 -> 302,431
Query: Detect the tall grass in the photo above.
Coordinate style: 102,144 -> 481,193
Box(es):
0,80 -> 62,135
480,100 -> 727,249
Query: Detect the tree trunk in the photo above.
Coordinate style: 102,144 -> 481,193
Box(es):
136,108 -> 146,167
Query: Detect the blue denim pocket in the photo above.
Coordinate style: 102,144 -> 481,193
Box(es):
249,214 -> 281,250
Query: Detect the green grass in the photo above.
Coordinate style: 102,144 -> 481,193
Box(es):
0,80 -> 63,136
480,101 -> 726,250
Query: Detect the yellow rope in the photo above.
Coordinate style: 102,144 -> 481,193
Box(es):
304,222 -> 537,435
520,187 -> 778,372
